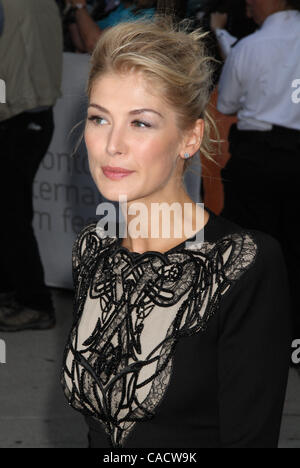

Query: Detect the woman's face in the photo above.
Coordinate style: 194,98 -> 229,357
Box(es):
85,71 -> 186,204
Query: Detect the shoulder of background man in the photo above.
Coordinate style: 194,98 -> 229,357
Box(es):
230,27 -> 266,55
1,0 -> 61,20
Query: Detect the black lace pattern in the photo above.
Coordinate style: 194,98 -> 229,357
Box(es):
61,223 -> 258,448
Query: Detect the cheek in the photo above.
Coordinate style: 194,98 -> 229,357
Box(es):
84,128 -> 100,177
84,127 -> 103,156
137,133 -> 179,171
84,128 -> 106,177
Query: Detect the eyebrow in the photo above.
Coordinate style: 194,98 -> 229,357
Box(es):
88,103 -> 164,118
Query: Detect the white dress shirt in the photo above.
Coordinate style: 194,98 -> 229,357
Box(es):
217,10 -> 300,131
215,28 -> 238,58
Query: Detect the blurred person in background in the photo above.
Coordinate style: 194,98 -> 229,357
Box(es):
217,0 -> 300,351
65,0 -> 157,53
156,0 -> 187,18
209,1 -> 256,59
58,0 -> 122,52
0,0 -> 63,332
186,1 -> 257,89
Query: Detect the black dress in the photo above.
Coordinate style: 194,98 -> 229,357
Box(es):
60,207 -> 292,448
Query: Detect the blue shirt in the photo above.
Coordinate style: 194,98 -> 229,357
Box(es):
96,3 -> 155,29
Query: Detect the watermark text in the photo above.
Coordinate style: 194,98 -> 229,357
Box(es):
291,79 -> 300,104
0,79 -> 5,103
0,339 -> 6,364
95,196 -> 205,249
291,339 -> 300,365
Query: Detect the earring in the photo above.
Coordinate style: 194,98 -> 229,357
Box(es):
184,152 -> 190,159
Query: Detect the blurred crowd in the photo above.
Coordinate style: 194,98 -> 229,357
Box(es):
54,1 -> 256,68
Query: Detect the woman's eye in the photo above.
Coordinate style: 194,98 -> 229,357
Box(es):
132,120 -> 152,128
88,116 -> 107,125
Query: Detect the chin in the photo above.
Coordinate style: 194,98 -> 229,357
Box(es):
99,188 -> 127,203
99,185 -> 134,203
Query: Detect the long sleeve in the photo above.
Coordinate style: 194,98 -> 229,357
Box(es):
217,232 -> 292,448
215,28 -> 238,58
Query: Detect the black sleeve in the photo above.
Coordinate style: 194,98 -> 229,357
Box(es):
217,232 -> 292,448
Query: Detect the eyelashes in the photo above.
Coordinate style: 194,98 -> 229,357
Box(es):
87,115 -> 152,128
132,120 -> 152,128
88,116 -> 106,125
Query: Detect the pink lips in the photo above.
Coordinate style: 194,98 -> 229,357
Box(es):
102,166 -> 135,180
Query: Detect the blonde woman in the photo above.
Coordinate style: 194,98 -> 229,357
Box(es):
61,18 -> 291,448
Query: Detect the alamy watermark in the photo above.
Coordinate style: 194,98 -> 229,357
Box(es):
291,79 -> 300,104
0,339 -> 6,364
95,196 -> 205,249
291,339 -> 300,365
0,78 -> 6,104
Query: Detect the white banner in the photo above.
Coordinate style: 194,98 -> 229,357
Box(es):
33,52 -> 202,289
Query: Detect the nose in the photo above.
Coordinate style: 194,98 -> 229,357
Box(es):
106,123 -> 127,156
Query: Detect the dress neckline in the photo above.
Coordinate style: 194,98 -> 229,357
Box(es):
113,207 -> 216,257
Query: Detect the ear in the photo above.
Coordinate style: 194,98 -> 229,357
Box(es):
180,119 -> 205,158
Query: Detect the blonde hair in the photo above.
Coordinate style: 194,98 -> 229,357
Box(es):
87,16 -> 220,175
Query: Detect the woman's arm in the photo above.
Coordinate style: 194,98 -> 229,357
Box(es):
68,23 -> 87,53
217,232 -> 292,447
74,7 -> 103,53
67,0 -> 103,53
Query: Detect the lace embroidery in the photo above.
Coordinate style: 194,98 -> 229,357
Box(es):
61,223 -> 258,448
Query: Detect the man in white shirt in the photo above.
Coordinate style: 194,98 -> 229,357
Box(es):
218,1 -> 300,130
217,0 -> 300,347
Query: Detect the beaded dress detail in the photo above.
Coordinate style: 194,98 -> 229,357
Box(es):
61,222 -> 258,448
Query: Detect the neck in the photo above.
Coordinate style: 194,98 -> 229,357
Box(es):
118,190 -> 208,254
